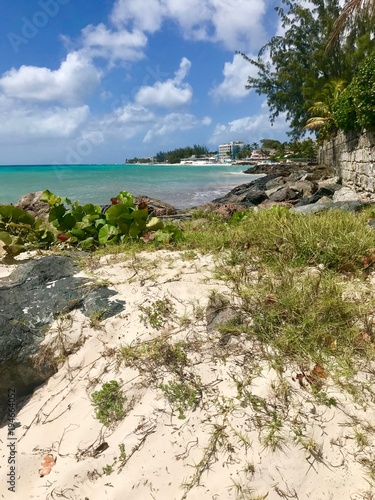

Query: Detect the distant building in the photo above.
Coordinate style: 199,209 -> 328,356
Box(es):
250,148 -> 275,160
219,141 -> 245,161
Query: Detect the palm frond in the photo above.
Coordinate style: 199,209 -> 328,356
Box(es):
303,117 -> 330,130
326,0 -> 375,51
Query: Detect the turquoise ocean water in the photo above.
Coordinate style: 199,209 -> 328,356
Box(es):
0,164 -> 260,209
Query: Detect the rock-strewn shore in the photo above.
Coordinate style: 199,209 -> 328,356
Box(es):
194,162 -> 369,217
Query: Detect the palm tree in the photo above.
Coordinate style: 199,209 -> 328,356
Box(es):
327,0 -> 375,49
304,79 -> 346,133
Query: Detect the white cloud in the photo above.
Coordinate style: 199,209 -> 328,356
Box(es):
211,53 -> 255,100
143,112 -> 211,142
135,58 -> 192,108
115,104 -> 156,124
0,52 -> 101,104
110,0 -> 267,51
208,105 -> 289,145
81,23 -> 147,64
0,95 -> 90,143
111,0 -> 165,32
211,0 -> 266,51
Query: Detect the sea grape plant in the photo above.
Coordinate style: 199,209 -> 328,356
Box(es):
41,189 -> 182,249
0,190 -> 182,256
0,205 -> 54,256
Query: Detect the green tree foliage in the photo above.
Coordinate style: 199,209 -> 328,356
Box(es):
260,139 -> 282,150
351,50 -> 375,129
236,144 -> 252,159
240,0 -> 374,138
155,145 -> 209,164
333,50 -> 375,130
333,84 -> 358,131
304,79 -> 346,141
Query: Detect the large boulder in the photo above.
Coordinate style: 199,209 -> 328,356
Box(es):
288,180 -> 318,197
269,186 -> 301,202
291,200 -> 365,214
15,191 -> 50,221
0,256 -> 125,412
333,187 -> 360,202
134,195 -> 177,216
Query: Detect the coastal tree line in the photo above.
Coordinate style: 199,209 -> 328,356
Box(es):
126,138 -> 318,164
126,145 -> 211,164
239,0 -> 375,142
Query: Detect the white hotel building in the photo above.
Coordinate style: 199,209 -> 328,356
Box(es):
218,141 -> 245,161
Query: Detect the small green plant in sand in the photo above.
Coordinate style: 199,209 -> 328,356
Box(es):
160,380 -> 199,419
102,464 -> 114,476
120,338 -> 187,376
139,298 -> 175,329
89,310 -> 106,329
91,380 -> 126,427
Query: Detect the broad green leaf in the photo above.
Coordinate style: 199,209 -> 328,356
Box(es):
49,205 -> 66,222
60,196 -> 73,206
38,230 -> 55,243
83,214 -> 101,224
59,213 -> 76,231
0,231 -> 12,245
5,243 -> 26,256
131,209 -> 148,220
79,237 -> 95,249
71,206 -> 85,221
146,217 -> 164,231
41,190 -> 61,205
82,204 -> 102,215
116,221 -> 130,235
105,204 -> 131,220
163,225 -> 183,240
98,224 -> 119,244
129,220 -> 146,238
0,206 -> 34,224
69,228 -> 86,240
116,191 -> 134,207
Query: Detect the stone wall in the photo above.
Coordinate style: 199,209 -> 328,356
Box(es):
318,129 -> 375,193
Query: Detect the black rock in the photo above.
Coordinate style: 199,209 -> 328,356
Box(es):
0,256 -> 125,413
269,187 -> 301,202
291,200 -> 365,214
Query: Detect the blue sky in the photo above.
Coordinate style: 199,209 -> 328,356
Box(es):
0,0 -> 290,164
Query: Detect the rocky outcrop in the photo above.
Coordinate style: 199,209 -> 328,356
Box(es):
15,191 -> 50,221
0,256 -> 125,411
134,195 -> 177,216
196,163 -> 366,216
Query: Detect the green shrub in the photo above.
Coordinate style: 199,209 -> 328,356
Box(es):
352,51 -> 375,129
332,51 -> 375,132
91,380 -> 126,427
333,84 -> 358,132
160,380 -> 199,419
41,189 -> 183,250
0,205 -> 54,256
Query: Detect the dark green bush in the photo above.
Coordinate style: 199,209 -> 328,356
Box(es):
332,51 -> 375,132
333,84 -> 358,132
352,51 -> 375,129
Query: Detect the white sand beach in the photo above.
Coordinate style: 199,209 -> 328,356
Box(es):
1,250 -> 375,500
